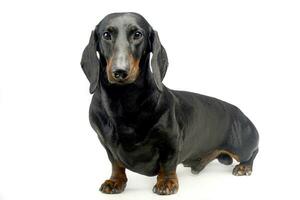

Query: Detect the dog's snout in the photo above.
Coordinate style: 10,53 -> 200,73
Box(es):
110,51 -> 130,81
113,69 -> 128,80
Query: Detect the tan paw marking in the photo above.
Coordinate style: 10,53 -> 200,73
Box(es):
233,165 -> 252,176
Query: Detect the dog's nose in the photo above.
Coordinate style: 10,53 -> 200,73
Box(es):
113,69 -> 128,80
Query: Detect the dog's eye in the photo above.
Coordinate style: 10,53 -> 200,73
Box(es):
103,32 -> 112,40
133,31 -> 143,40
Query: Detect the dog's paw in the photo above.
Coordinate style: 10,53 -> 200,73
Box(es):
152,179 -> 178,195
233,164 -> 252,176
99,178 -> 127,194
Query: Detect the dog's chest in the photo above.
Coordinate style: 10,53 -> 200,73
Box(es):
111,124 -> 160,176
91,98 -> 163,176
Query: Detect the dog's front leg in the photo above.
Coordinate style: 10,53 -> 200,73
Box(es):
153,164 -> 179,195
100,162 -> 127,194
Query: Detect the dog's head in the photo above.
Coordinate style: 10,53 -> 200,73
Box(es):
81,12 -> 168,93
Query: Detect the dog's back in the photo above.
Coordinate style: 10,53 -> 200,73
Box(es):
170,89 -> 259,164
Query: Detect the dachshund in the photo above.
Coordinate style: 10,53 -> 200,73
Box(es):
81,12 -> 259,195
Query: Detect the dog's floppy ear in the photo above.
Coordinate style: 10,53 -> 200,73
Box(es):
81,31 -> 100,94
150,30 -> 168,92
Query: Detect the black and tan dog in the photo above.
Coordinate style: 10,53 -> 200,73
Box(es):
81,12 -> 259,195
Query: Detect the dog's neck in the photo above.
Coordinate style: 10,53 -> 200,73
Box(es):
95,57 -> 161,118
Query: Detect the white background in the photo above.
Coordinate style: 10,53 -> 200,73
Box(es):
0,0 -> 299,200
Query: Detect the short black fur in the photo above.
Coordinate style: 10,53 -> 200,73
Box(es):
81,12 -> 259,195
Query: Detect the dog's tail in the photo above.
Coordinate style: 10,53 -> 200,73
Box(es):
217,154 -> 233,165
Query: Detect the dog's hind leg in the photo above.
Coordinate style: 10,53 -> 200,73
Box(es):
190,160 -> 207,175
188,150 -> 240,174
233,149 -> 258,176
190,150 -> 223,174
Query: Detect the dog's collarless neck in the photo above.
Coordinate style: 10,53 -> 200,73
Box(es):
96,82 -> 161,115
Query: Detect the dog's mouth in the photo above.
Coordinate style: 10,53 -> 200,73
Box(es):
108,77 -> 136,85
